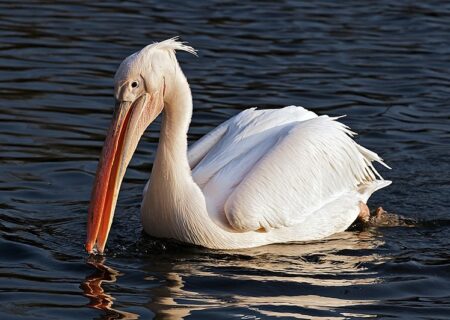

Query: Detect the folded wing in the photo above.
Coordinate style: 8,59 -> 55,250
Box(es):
188,106 -> 389,232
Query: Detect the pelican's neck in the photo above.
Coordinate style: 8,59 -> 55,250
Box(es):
152,74 -> 193,181
144,73 -> 234,247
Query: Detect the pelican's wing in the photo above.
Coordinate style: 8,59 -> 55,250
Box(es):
191,106 -> 318,188
191,106 -> 318,228
223,115 -> 389,232
188,118 -> 232,169
191,106 -> 389,232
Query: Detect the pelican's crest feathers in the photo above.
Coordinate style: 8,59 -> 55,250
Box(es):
145,37 -> 197,57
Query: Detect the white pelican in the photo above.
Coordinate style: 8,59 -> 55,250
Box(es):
85,38 -> 391,254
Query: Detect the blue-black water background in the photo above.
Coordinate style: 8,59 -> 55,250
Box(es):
1,1 -> 449,319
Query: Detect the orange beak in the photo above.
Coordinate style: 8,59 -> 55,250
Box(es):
86,91 -> 164,254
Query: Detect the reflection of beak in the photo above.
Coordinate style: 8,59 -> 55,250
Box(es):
86,90 -> 164,254
82,257 -> 139,319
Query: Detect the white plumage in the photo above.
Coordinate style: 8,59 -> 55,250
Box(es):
141,97 -> 390,249
189,106 -> 390,235
86,38 -> 391,253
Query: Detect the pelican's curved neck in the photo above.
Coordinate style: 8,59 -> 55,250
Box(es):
143,71 -> 234,247
152,73 -> 193,183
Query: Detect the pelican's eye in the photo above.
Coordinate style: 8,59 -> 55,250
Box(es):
131,81 -> 139,89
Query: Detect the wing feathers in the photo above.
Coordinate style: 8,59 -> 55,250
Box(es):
188,118 -> 231,169
187,106 -> 389,234
224,115 -> 388,232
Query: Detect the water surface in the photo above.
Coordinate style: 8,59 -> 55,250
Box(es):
0,1 -> 449,319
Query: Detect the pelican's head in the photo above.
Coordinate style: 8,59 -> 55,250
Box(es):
86,38 -> 196,254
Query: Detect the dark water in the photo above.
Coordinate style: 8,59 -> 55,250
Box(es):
1,1 -> 449,319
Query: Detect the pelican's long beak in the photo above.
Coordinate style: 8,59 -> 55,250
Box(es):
86,90 -> 164,254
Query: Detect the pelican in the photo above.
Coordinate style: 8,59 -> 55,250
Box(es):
86,38 -> 391,254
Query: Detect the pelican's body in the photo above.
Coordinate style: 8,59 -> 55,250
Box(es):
86,38 -> 390,253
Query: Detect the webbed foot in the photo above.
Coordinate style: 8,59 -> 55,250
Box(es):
357,201 -> 370,223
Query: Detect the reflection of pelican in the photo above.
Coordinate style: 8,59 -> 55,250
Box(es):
81,257 -> 139,320
142,230 -> 383,319
147,271 -> 207,320
81,231 -> 383,319
86,37 -> 390,254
